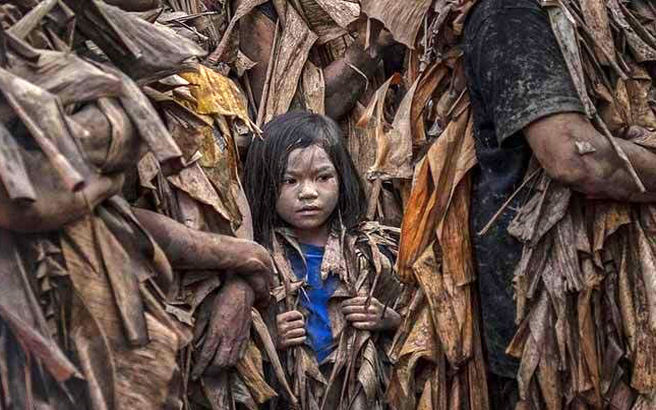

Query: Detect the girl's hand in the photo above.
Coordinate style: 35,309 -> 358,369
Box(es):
277,310 -> 306,349
342,296 -> 401,331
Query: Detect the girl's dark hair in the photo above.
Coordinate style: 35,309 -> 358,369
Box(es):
243,111 -> 366,249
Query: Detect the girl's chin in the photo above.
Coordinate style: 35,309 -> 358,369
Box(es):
289,218 -> 330,232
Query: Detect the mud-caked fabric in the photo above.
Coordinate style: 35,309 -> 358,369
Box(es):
462,0 -> 585,378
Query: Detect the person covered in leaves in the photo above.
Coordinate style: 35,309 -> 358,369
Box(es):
0,71 -> 275,410
0,2 -> 275,408
243,111 -> 403,409
462,0 -> 656,407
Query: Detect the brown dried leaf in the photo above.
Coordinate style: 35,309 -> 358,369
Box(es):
361,0 -> 432,49
412,244 -> 463,366
313,0 -> 359,29
580,0 -> 616,65
300,60 -> 325,115
296,0 -> 347,44
368,75 -> 416,181
608,0 -> 656,62
69,0 -> 205,82
235,341 -> 278,404
264,5 -> 318,122
207,0 -> 268,64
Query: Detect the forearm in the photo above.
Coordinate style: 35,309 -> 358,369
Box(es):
324,39 -> 383,120
132,207 -> 270,272
526,113 -> 656,202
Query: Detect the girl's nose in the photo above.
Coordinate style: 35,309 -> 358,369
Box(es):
298,182 -> 319,200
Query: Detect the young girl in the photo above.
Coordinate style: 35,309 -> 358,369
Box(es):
244,111 -> 402,409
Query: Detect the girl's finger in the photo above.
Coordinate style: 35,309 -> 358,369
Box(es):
280,310 -> 304,321
279,321 -> 304,334
345,313 -> 374,322
284,328 -> 306,338
341,296 -> 368,307
351,321 -> 376,330
287,319 -> 305,328
342,305 -> 367,314
279,319 -> 304,333
282,336 -> 306,347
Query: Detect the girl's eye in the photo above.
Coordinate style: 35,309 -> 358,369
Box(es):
318,174 -> 333,182
282,177 -> 296,185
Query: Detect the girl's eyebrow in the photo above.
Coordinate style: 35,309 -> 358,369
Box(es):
315,165 -> 336,173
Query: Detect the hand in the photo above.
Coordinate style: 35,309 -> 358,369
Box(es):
342,296 -> 401,332
242,271 -> 272,307
192,277 -> 254,378
225,238 -> 274,304
624,125 -> 652,141
224,237 -> 275,277
276,310 -> 306,349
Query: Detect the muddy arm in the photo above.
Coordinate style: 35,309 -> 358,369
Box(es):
132,207 -> 272,271
526,113 -> 656,202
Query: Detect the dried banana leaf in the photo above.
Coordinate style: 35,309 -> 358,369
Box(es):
361,0 -> 432,49
264,5 -> 318,122
312,0 -> 359,29
0,122 -> 35,202
207,0 -> 268,64
0,66 -> 86,191
66,0 -> 205,82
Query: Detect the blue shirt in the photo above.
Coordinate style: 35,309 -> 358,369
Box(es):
288,244 -> 339,362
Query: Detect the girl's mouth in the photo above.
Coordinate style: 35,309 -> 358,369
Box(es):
297,206 -> 321,216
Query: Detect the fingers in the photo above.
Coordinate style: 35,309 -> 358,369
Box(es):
350,321 -> 378,331
244,273 -> 271,305
341,296 -> 382,308
341,297 -> 383,316
279,319 -> 305,334
277,310 -> 303,323
344,313 -> 375,323
341,305 -> 382,315
279,336 -> 306,349
284,328 -> 306,339
277,310 -> 307,349
342,297 -> 388,331
341,296 -> 368,307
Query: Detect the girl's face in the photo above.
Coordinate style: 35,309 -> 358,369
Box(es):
275,145 -> 339,244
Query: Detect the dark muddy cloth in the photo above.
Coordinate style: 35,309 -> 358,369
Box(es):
462,0 -> 584,378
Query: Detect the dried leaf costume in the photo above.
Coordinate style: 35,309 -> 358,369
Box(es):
503,1 -> 656,408
0,1 -> 204,408
265,222 -> 402,410
381,0 -> 656,409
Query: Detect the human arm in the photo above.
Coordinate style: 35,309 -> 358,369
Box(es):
461,4 -> 656,200
132,207 -> 273,301
276,310 -> 306,349
524,113 -> 656,202
341,296 -> 401,332
323,27 -> 396,119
